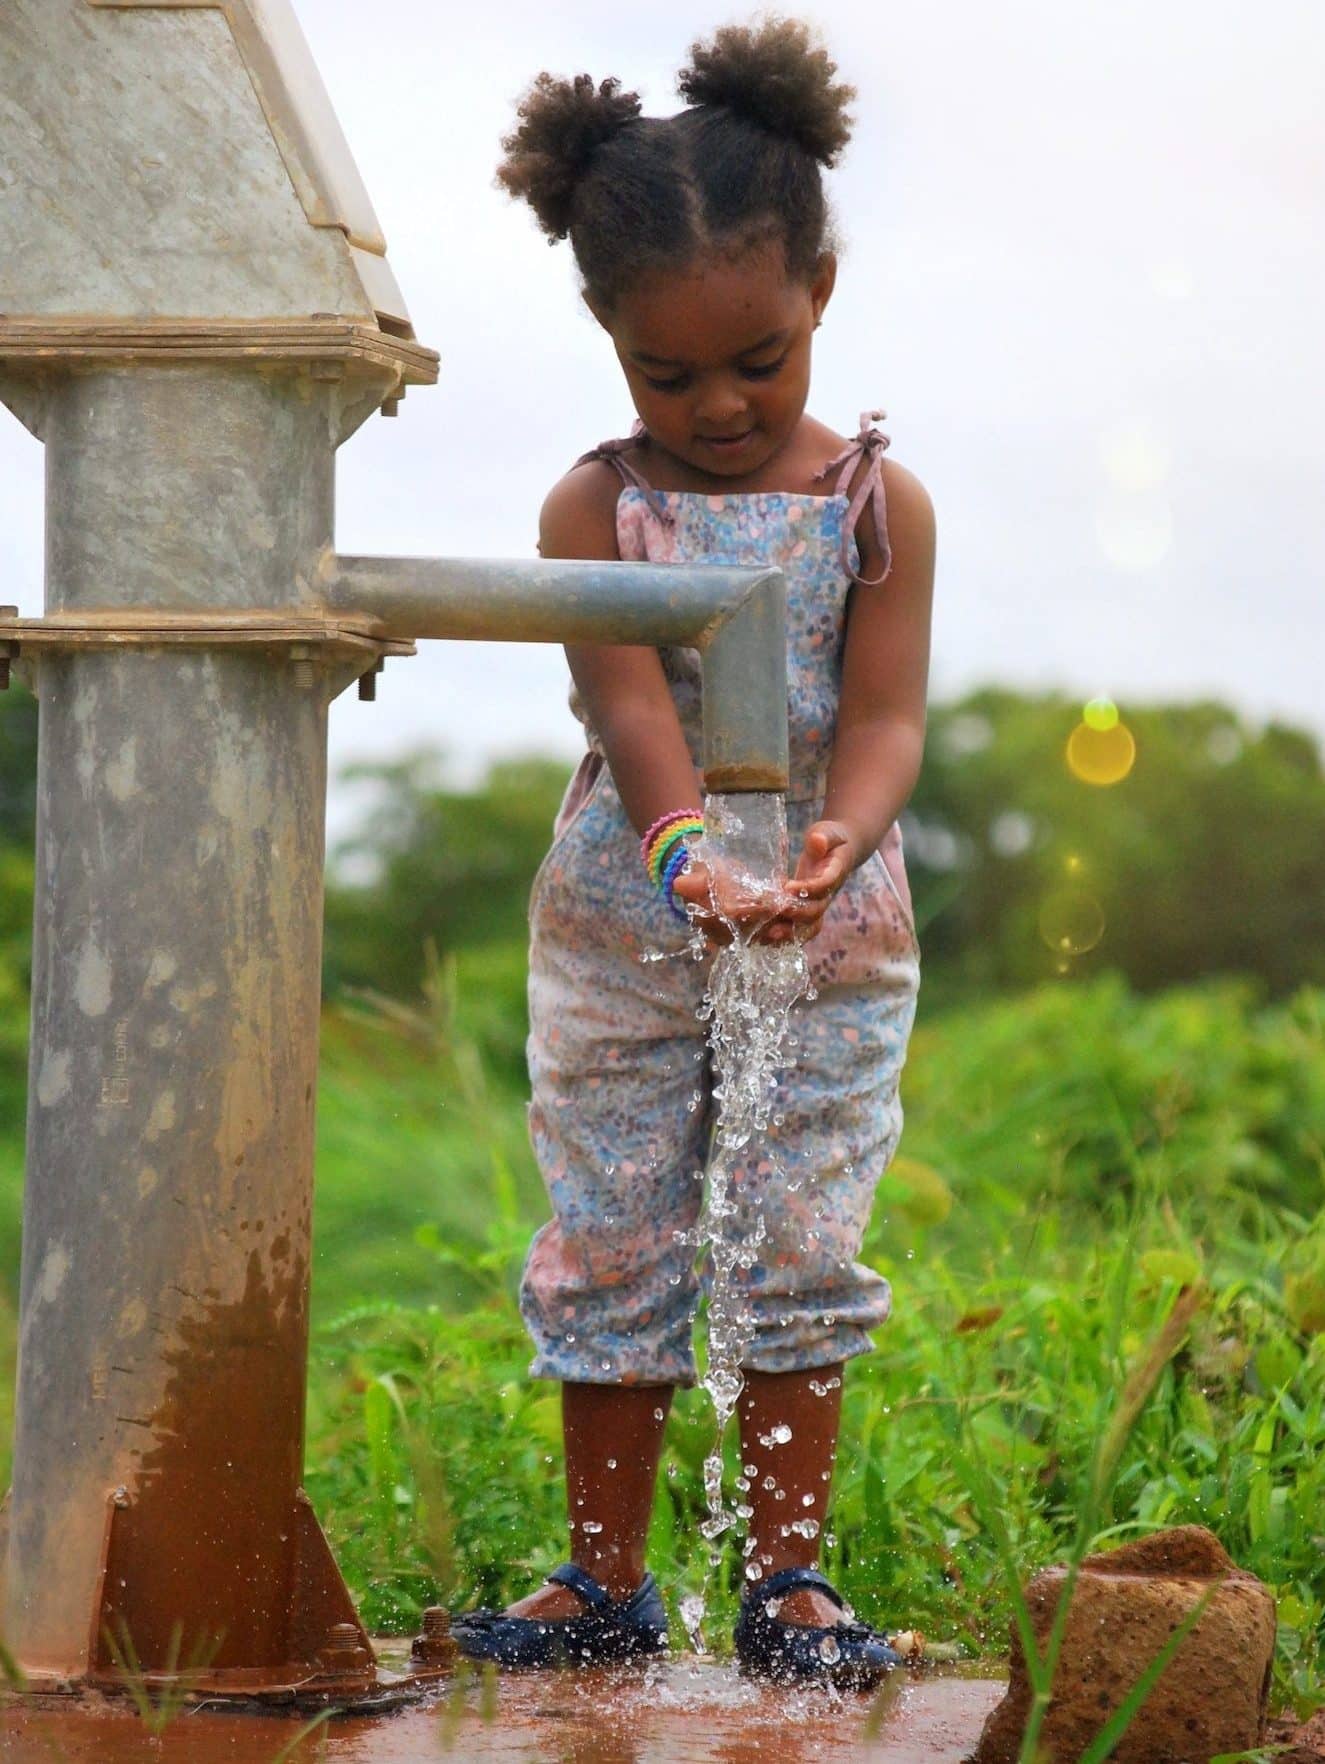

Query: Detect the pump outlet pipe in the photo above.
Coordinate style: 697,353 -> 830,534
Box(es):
323,553 -> 789,794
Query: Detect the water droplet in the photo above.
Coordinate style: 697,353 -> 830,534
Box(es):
679,1593 -> 706,1651
745,1561 -> 763,1581
581,1520 -> 603,1535
818,1634 -> 841,1664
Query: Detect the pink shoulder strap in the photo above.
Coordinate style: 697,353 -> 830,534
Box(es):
573,420 -> 675,526
813,409 -> 892,587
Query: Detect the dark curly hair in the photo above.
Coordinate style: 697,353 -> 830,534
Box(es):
496,18 -> 855,310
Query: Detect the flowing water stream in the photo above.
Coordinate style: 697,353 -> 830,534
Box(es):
677,790 -> 813,1646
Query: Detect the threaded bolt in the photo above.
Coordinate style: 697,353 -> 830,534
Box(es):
315,1622 -> 371,1672
289,643 -> 315,689
411,1606 -> 455,1666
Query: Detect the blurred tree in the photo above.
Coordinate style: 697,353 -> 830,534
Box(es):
4,687 -> 1322,1012
0,687 -> 37,850
0,694 -> 37,1132
323,750 -> 571,1000
905,691 -> 1325,1002
323,692 -> 1325,1008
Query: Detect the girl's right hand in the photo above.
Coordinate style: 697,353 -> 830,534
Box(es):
671,857 -> 800,946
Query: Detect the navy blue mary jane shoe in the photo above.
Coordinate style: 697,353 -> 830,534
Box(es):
734,1565 -> 904,1690
451,1562 -> 669,1669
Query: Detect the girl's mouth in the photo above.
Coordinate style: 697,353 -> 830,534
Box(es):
698,429 -> 755,454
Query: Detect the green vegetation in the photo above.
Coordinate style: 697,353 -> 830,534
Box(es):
0,686 -> 1322,1731
321,692 -> 1325,1009
305,970 -> 1325,1716
906,690 -> 1325,1002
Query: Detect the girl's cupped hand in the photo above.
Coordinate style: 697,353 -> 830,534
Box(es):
671,820 -> 857,947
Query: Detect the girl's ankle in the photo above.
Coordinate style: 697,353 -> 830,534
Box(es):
573,1551 -> 647,1600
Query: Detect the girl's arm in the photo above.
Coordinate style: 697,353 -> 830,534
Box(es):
784,459 -> 936,921
539,464 -> 707,838
539,465 -> 791,940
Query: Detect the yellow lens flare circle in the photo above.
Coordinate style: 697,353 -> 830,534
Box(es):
1067,719 -> 1136,786
1083,696 -> 1118,732
1038,889 -> 1106,957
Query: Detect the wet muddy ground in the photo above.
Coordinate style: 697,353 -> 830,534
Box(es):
2,1651 -> 1006,1763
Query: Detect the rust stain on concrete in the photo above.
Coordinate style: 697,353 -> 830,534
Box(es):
98,1246 -> 308,1674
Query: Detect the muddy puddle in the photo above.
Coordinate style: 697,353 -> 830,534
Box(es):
2,1655 -> 1004,1762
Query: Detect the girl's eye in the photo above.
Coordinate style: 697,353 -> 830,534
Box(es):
741,353 -> 789,381
643,373 -> 690,394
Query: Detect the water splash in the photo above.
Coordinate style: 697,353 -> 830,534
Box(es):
676,791 -> 812,1634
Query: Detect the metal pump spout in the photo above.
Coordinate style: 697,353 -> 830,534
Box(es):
322,553 -> 789,794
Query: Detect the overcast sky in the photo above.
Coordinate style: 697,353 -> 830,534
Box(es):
1,0 -> 1320,850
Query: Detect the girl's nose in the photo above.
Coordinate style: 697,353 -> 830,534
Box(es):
694,380 -> 751,429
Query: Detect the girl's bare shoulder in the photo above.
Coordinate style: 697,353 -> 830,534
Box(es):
864,455 -> 935,583
538,456 -> 624,562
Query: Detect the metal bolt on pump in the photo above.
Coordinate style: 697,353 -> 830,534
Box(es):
0,0 -> 788,1712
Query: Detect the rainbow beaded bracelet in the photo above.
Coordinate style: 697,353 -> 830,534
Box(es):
640,809 -> 704,919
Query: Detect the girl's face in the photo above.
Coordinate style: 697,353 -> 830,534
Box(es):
595,244 -> 836,479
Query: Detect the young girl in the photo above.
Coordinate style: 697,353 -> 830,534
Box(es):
452,18 -> 935,1688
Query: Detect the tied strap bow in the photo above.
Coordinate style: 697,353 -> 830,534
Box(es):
813,409 -> 892,588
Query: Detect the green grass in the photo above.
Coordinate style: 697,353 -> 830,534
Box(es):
0,962 -> 1322,1724
299,964 -> 1324,1721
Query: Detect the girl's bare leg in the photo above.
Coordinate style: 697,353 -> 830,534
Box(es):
506,1381 -> 674,1618
739,1363 -> 848,1626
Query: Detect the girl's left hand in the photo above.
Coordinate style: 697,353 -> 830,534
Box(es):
758,820 -> 858,946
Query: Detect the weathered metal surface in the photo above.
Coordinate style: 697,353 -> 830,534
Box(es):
0,321 -> 438,388
0,366 -> 402,1690
701,574 -> 793,794
44,368 -> 335,614
0,608 -> 415,660
0,1 -> 382,325
9,643 -> 331,1673
88,0 -> 394,263
325,555 -> 791,791
323,554 -> 780,646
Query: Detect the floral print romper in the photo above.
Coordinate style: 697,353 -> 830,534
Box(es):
520,415 -> 922,1386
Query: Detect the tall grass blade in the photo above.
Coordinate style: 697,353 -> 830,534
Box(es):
0,1633 -> 27,1691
